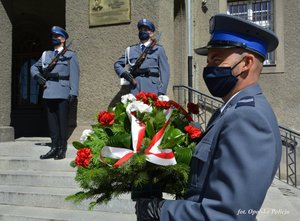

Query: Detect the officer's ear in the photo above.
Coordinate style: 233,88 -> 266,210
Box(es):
242,53 -> 255,72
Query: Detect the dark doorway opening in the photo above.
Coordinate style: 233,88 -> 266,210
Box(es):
11,0 -> 66,138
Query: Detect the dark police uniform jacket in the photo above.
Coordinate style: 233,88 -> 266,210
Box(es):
31,49 -> 80,99
160,83 -> 282,221
114,43 -> 170,95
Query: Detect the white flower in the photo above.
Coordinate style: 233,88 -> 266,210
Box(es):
126,100 -> 153,115
80,129 -> 93,142
158,95 -> 170,101
121,94 -> 136,104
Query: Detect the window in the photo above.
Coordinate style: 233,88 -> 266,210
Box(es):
227,0 -> 275,65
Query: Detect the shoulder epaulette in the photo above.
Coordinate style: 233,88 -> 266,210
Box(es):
235,96 -> 255,108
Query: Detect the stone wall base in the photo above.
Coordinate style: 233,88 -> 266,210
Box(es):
0,126 -> 15,142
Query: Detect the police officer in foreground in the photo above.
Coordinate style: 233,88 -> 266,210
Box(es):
31,26 -> 80,160
114,19 -> 170,95
135,14 -> 282,221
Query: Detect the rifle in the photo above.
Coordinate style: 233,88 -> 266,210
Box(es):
124,33 -> 162,86
42,40 -> 73,78
36,40 -> 73,84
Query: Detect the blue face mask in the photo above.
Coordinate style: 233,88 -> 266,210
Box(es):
138,31 -> 150,41
203,58 -> 244,98
51,38 -> 61,46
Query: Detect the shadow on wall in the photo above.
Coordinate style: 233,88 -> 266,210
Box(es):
108,85 -> 131,108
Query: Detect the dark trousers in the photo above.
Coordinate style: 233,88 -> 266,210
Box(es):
45,99 -> 69,148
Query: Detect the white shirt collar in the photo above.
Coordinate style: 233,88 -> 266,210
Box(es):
220,91 -> 240,113
141,40 -> 151,47
55,46 -> 64,53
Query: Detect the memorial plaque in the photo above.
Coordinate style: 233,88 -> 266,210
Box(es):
89,0 -> 131,27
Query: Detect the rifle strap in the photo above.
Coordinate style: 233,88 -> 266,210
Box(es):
128,41 -> 154,68
125,46 -> 135,66
42,51 -> 47,68
46,47 -> 69,70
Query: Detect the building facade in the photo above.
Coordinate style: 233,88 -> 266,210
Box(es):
0,0 -> 299,142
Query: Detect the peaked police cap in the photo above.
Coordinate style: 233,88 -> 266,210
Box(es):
137,19 -> 155,32
195,14 -> 279,60
51,26 -> 69,39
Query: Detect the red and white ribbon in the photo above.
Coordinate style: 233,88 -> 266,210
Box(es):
145,109 -> 176,165
100,109 -> 176,167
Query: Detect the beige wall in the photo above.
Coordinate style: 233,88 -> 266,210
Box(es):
0,1 -> 14,141
260,0 -> 300,132
66,0 -> 177,131
192,0 -> 217,95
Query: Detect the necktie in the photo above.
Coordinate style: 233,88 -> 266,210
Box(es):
54,50 -> 59,56
141,45 -> 145,51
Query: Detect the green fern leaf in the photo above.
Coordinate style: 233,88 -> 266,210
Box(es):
107,133 -> 131,149
72,141 -> 85,150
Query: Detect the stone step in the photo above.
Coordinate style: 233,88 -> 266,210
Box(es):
0,170 -> 77,188
0,204 -> 136,221
0,141 -> 77,158
257,179 -> 300,221
273,180 -> 300,216
0,185 -> 135,214
0,156 -> 75,172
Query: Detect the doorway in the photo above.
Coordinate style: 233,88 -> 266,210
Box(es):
10,0 -> 66,138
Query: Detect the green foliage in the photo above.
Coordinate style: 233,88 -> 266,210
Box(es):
174,144 -> 195,165
107,133 -> 132,149
160,126 -> 186,149
66,93 -> 202,209
72,141 -> 85,150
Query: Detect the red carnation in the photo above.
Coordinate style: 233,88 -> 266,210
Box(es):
187,102 -> 199,114
97,111 -> 115,126
184,125 -> 202,139
136,92 -> 148,103
136,92 -> 158,104
154,100 -> 171,109
145,92 -> 158,102
75,147 -> 92,168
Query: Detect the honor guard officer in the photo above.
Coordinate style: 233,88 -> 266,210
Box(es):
31,26 -> 80,160
114,19 -> 170,95
135,14 -> 282,221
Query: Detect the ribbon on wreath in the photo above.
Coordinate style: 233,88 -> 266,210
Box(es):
100,108 -> 176,167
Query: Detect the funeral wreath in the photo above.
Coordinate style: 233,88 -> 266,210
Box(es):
66,92 -> 202,209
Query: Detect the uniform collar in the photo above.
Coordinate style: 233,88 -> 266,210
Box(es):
220,92 -> 240,113
221,83 -> 262,113
205,83 -> 262,132
141,40 -> 151,47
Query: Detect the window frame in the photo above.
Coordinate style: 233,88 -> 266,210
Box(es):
219,0 -> 284,74
227,0 -> 275,65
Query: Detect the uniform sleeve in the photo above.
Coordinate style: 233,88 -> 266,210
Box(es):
161,107 -> 278,221
30,56 -> 43,78
69,51 -> 80,96
158,46 -> 170,94
114,50 -> 127,77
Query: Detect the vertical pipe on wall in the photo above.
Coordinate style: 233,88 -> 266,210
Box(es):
187,0 -> 193,101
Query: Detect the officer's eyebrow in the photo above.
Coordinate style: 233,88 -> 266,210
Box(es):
207,53 -> 224,64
